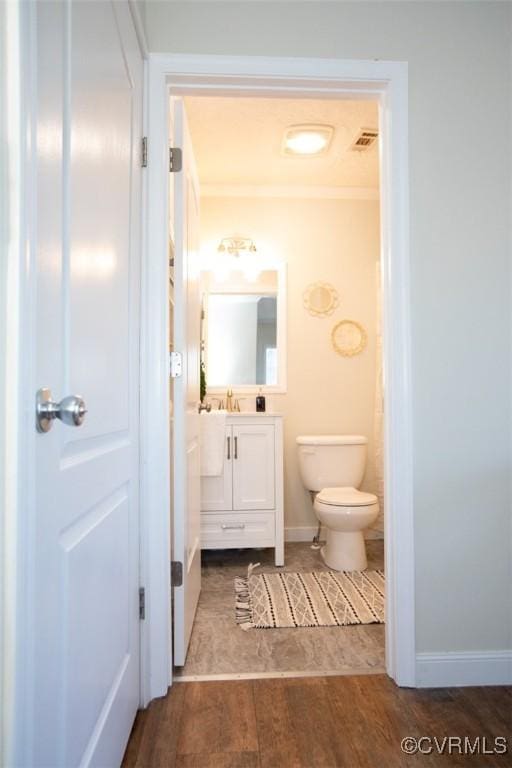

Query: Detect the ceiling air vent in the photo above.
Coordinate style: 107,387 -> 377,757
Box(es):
351,127 -> 379,151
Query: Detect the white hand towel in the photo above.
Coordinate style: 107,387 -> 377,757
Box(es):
200,409 -> 227,477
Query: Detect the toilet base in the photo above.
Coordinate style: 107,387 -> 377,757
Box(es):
321,530 -> 367,571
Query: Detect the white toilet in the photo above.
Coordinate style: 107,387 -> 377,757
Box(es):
296,435 -> 379,571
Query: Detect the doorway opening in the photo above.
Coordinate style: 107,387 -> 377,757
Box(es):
171,93 -> 386,680
142,55 -> 414,703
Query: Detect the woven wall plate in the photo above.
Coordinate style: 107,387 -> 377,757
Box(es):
303,282 -> 339,317
331,319 -> 367,357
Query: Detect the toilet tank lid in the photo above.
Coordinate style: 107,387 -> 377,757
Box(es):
296,435 -> 368,446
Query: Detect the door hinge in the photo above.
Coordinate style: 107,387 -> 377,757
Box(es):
171,561 -> 183,587
170,351 -> 182,378
141,137 -> 148,168
169,147 -> 183,173
139,587 -> 145,620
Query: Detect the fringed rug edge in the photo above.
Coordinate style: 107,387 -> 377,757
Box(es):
235,576 -> 255,630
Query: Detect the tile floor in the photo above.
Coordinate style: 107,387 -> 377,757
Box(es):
174,540 -> 385,678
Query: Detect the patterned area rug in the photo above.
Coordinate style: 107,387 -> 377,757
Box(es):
235,568 -> 385,629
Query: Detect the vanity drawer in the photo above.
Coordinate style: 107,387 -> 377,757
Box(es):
201,512 -> 275,548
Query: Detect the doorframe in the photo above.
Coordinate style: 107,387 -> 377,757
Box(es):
142,53 -> 414,703
1,1 -> 38,761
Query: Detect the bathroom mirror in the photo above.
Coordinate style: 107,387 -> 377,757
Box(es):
331,319 -> 367,357
201,266 -> 287,392
303,282 -> 339,317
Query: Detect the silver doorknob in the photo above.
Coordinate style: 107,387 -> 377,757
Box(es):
36,387 -> 87,433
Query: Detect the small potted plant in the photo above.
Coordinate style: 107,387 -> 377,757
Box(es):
200,361 -> 207,404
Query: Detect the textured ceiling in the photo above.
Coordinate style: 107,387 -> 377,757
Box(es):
183,96 -> 379,188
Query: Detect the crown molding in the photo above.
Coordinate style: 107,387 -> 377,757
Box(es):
128,0 -> 148,58
200,184 -> 379,201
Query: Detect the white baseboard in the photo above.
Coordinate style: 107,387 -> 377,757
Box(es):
416,651 -> 512,687
284,526 -> 384,543
285,526 -> 323,543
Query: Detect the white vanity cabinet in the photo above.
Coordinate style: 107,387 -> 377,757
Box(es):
200,414 -> 284,566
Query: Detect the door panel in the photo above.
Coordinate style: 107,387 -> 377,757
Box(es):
201,427 -> 233,511
29,2 -> 142,766
67,4 -> 132,443
172,99 -> 202,666
232,425 -> 275,510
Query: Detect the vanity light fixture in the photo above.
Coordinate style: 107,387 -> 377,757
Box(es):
282,124 -> 334,156
215,237 -> 260,282
217,237 -> 257,257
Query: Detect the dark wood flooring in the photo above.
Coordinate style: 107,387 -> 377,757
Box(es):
122,675 -> 512,767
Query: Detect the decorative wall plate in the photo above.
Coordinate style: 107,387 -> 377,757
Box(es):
331,319 -> 367,357
303,282 -> 339,317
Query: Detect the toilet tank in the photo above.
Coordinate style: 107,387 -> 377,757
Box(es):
296,435 -> 368,492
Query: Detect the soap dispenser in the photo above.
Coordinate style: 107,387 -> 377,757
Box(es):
256,388 -> 266,413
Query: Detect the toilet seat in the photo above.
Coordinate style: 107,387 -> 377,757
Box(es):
316,487 -> 377,507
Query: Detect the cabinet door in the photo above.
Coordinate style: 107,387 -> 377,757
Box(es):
201,427 -> 233,511
233,425 -> 275,510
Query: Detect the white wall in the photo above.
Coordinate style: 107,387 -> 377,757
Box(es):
201,195 -> 381,536
143,1 -> 512,657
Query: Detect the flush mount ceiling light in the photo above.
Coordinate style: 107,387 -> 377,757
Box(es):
282,124 -> 334,157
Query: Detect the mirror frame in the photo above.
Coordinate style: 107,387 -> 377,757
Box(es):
203,263 -> 287,394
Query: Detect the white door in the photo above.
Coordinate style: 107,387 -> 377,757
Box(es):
232,425 -> 275,510
25,2 -> 143,766
172,99 -> 202,666
201,427 -> 233,511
